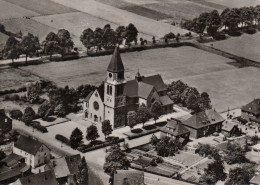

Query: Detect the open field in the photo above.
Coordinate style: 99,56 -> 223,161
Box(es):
0,68 -> 41,90
3,0 -> 77,16
181,67 -> 260,112
0,0 -> 39,20
205,0 -> 260,8
0,32 -> 8,51
207,33 -> 260,63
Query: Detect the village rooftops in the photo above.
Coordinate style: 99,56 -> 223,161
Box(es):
161,119 -> 189,137
241,98 -> 260,115
183,109 -> 224,129
14,135 -> 47,156
222,120 -> 238,132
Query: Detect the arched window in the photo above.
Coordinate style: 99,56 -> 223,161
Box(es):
107,85 -> 109,94
109,86 -> 112,95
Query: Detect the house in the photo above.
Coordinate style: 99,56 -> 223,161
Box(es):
250,174 -> 260,185
13,170 -> 58,185
44,154 -> 81,184
182,109 -> 224,138
114,170 -> 145,185
160,119 -> 190,143
221,120 -> 241,137
83,47 -> 174,128
0,109 -> 12,134
241,99 -> 260,123
13,135 -> 51,168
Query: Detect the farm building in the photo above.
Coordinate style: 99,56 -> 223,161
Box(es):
13,135 -> 51,168
114,170 -> 144,185
0,109 -> 12,134
182,109 -> 224,138
241,99 -> 260,123
160,119 -> 190,143
221,120 -> 241,137
83,47 -> 173,128
44,154 -> 81,184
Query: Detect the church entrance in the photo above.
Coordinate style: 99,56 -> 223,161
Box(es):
94,115 -> 98,122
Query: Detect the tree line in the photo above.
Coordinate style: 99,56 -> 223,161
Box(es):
181,5 -> 260,38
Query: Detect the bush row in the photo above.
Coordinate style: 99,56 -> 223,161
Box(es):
78,138 -> 125,153
31,121 -> 48,133
55,134 -> 70,146
9,59 -> 43,67
0,87 -> 26,96
128,128 -> 159,140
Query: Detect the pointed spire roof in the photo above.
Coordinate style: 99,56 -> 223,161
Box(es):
107,47 -> 125,73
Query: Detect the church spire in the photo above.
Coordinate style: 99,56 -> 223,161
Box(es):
107,47 -> 125,73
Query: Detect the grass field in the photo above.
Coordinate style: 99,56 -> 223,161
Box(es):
0,68 -> 41,90
205,0 -> 260,8
207,33 -> 260,63
3,0 -> 76,16
0,0 -> 39,20
0,32 -> 8,51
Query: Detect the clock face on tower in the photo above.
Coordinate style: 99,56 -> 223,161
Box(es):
93,101 -> 99,110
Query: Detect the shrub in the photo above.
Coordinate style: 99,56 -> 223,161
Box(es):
4,95 -> 10,101
228,31 -> 242,37
55,134 -> 70,146
9,94 -> 20,101
22,107 -> 36,126
31,121 -> 48,133
214,34 -> 226,40
244,28 -> 257,34
10,109 -> 23,120
131,128 -> 143,134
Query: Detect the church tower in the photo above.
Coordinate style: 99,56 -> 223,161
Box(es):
104,47 -> 127,128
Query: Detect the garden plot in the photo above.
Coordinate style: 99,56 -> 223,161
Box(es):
207,33 -> 260,63
169,151 -> 204,166
51,0 -> 190,38
33,117 -> 69,127
3,0 -> 77,16
0,0 -> 39,20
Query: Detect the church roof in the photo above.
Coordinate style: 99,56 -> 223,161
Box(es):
138,82 -> 154,99
107,47 -> 125,73
159,95 -> 174,106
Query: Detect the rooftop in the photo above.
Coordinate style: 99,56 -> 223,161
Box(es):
161,119 -> 189,137
222,120 -> 238,132
107,47 -> 125,73
19,170 -> 58,185
242,98 -> 260,115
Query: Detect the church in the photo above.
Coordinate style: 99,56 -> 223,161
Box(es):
83,47 -> 174,128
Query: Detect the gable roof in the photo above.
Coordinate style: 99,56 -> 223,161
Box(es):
183,109 -> 224,129
19,170 -> 58,185
45,154 -> 81,179
159,95 -> 174,106
107,47 -> 125,73
123,74 -> 167,98
241,99 -> 260,115
0,163 -> 30,182
84,91 -> 93,102
161,119 -> 190,136
222,120 -> 238,132
14,135 -> 46,155
114,170 -> 144,185
138,82 -> 154,99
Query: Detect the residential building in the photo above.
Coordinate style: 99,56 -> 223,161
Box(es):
0,109 -> 12,134
13,135 -> 51,168
241,99 -> 260,123
83,47 -> 173,128
251,143 -> 260,156
250,174 -> 260,185
221,120 -> 241,137
160,119 -> 190,143
182,109 -> 224,138
13,170 -> 58,185
114,170 -> 144,185
44,154 -> 81,184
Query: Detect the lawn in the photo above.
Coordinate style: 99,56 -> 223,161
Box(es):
3,0 -> 77,16
0,0 -> 39,20
207,32 -> 260,63
0,68 -> 41,90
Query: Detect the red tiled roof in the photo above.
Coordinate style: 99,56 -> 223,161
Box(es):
242,99 -> 260,115
107,47 -> 124,73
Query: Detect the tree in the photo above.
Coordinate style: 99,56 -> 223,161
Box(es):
150,134 -> 159,146
26,82 -> 41,103
42,32 -> 59,60
150,101 -> 163,123
224,143 -> 247,164
9,109 -> 23,120
102,120 -> 113,139
93,27 -> 103,52
86,125 -> 99,142
76,156 -> 88,185
221,8 -> 231,30
155,137 -> 182,157
206,10 -> 222,36
70,128 -> 83,149
115,26 -> 126,45
125,23 -> 138,47
193,12 -> 209,34
3,36 -> 21,63
226,165 -> 255,185
20,33 -> 40,63
80,28 -> 95,52
136,104 -> 150,127
103,144 -> 130,177
127,111 -> 137,129
168,80 -> 188,103
38,100 -> 53,118
198,92 -> 212,111
56,29 -> 74,58
240,7 -> 254,27
22,107 -> 35,125
102,24 -> 117,48
251,135 -> 259,145
54,104 -> 66,117
225,9 -> 240,32
199,159 -> 227,184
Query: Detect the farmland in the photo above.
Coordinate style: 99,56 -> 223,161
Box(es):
207,33 -> 260,63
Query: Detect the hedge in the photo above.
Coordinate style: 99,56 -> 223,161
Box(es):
128,128 -> 159,140
9,59 -> 43,67
55,134 -> 70,146
31,121 -> 48,133
78,138 -> 125,153
0,87 -> 26,96
244,28 -> 257,34
9,109 -> 23,120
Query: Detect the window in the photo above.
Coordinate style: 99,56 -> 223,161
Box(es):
107,85 -> 109,94
93,101 -> 99,111
109,86 -> 112,95
109,73 -> 112,78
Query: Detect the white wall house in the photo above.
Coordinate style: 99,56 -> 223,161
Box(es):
13,135 -> 51,168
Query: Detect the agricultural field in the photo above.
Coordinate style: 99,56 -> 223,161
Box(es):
0,68 -> 41,90
0,0 -> 39,20
205,0 -> 260,8
207,33 -> 260,63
